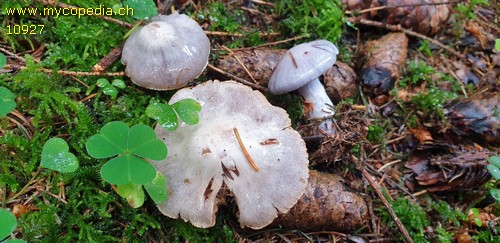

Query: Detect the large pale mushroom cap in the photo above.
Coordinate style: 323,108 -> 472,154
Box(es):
121,13 -> 210,90
154,80 -> 309,229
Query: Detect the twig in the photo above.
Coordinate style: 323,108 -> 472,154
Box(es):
79,93 -> 98,103
362,169 -> 413,243
250,0 -> 275,7
233,127 -> 260,172
232,35 -> 307,51
349,17 -> 464,59
6,168 -> 41,204
204,30 -> 280,37
221,45 -> 258,83
3,64 -> 125,77
0,46 -> 26,63
345,1 -> 460,15
206,63 -> 267,92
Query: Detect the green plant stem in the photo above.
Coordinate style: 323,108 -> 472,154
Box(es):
6,168 -> 41,204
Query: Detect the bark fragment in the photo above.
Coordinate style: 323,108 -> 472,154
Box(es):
343,0 -> 452,36
358,32 -> 408,96
445,92 -> 500,145
405,142 -> 494,192
273,170 -> 368,231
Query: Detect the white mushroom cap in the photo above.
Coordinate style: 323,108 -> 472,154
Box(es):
121,13 -> 210,90
268,40 -> 339,95
154,80 -> 309,229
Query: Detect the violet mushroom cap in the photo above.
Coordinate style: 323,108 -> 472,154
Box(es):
268,40 -> 338,134
121,13 -> 210,90
154,80 -> 309,229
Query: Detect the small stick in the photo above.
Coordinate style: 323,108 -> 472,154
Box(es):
231,35 -> 306,51
204,30 -> 280,37
362,169 -> 413,243
233,127 -> 259,172
345,1 -> 459,15
3,65 -> 125,77
349,17 -> 464,59
207,63 -> 267,92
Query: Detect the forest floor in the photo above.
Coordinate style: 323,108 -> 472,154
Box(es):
1,0 -> 499,242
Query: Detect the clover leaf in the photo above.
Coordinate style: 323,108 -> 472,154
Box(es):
487,156 -> 500,180
86,121 -> 167,185
40,138 -> 79,173
123,0 -> 158,20
172,99 -> 202,125
0,86 -> 16,117
146,98 -> 201,130
116,184 -> 145,208
146,100 -> 178,131
96,78 -> 125,100
144,172 -> 168,204
0,208 -> 17,241
116,172 -> 167,208
0,208 -> 25,242
0,53 -> 6,68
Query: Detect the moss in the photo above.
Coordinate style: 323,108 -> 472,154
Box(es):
276,0 -> 345,43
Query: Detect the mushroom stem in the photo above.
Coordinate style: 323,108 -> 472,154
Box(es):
297,78 -> 335,135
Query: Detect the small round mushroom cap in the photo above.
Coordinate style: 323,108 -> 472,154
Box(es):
268,40 -> 339,94
154,80 -> 309,229
121,13 -> 210,90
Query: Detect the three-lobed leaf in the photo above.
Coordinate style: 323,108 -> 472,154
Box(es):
40,138 -> 79,173
86,121 -> 167,185
0,86 -> 16,117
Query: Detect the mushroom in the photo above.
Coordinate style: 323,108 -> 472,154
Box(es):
154,80 -> 309,229
121,13 -> 210,90
268,40 -> 339,135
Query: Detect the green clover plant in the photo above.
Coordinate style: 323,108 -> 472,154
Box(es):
146,98 -> 201,131
85,121 -> 168,208
0,87 -> 16,117
0,208 -> 25,243
0,52 -> 15,116
486,155 -> 500,201
495,39 -> 500,51
96,78 -> 126,100
40,138 -> 79,173
0,52 -> 6,68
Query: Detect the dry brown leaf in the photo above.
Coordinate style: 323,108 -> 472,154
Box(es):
409,127 -> 433,143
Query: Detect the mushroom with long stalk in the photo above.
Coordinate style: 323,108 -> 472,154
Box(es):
268,40 -> 339,135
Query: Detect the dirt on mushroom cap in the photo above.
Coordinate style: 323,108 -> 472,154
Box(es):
154,80 -> 309,229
